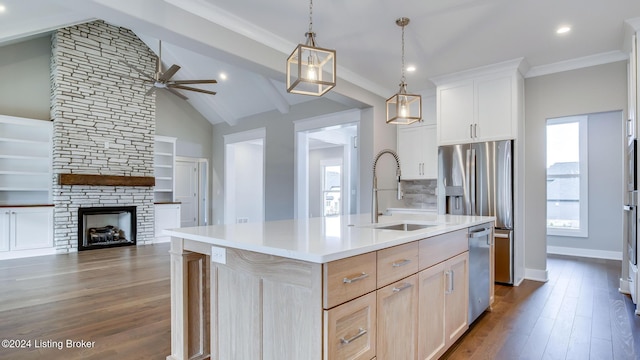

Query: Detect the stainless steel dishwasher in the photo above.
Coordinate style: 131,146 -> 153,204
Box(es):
468,224 -> 492,324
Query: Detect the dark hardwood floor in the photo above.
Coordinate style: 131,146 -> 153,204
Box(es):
0,245 -> 638,359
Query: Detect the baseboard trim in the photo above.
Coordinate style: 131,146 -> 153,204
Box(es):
0,248 -> 57,260
524,268 -> 549,282
547,246 -> 622,260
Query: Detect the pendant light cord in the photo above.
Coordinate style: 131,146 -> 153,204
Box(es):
401,23 -> 406,84
309,0 -> 314,33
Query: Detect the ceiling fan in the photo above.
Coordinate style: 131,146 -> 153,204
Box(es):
123,40 -> 217,100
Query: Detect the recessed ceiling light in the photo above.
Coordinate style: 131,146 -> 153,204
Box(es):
0,4 -> 6,13
219,72 -> 227,80
556,26 -> 571,35
406,65 -> 416,72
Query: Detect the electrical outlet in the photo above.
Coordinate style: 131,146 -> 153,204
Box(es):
211,246 -> 226,264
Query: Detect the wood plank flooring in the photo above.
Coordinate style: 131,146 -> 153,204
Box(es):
445,255 -> 640,360
0,244 -> 171,360
0,246 -> 638,359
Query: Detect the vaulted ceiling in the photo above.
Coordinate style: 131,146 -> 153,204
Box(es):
2,0 -> 640,126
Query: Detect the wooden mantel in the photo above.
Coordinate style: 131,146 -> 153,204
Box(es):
58,174 -> 155,187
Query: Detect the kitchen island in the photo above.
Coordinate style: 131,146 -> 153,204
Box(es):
164,213 -> 494,360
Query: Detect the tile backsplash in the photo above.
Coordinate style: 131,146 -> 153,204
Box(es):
400,179 -> 437,209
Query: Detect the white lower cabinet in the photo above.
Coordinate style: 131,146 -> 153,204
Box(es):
154,203 -> 181,243
0,207 -> 54,257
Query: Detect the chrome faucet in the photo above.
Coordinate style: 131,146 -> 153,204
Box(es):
372,149 -> 403,223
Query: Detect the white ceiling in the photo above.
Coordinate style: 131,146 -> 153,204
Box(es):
2,0 -> 640,126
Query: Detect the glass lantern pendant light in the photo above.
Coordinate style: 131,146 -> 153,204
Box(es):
386,17 -> 422,125
286,0 -> 336,96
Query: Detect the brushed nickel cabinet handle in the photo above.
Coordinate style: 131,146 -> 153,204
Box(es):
343,272 -> 369,284
340,327 -> 367,344
392,282 -> 413,293
392,259 -> 412,267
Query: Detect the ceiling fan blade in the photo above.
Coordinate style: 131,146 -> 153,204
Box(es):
169,79 -> 218,85
159,64 -> 181,82
169,84 -> 217,96
166,87 -> 188,100
145,86 -> 157,97
119,60 -> 155,81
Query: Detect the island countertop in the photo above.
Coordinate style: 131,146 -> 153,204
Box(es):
164,213 -> 495,263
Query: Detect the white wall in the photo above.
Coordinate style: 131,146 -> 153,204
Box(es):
0,36 -> 50,120
211,99 -> 368,224
524,61 -> 627,278
232,141 -> 264,223
547,111 -> 624,257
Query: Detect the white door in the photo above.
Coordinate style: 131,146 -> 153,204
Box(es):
175,160 -> 198,227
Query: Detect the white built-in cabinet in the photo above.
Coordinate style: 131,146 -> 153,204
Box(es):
154,203 -> 180,243
154,135 -> 177,202
396,95 -> 438,180
0,115 -> 54,259
0,115 -> 52,205
434,59 -> 524,145
0,207 -> 54,259
153,135 -> 181,243
627,33 -> 639,141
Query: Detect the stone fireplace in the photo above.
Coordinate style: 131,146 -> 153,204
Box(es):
50,20 -> 157,252
78,206 -> 136,251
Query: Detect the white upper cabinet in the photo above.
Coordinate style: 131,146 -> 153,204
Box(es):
397,95 -> 438,180
433,59 -> 524,146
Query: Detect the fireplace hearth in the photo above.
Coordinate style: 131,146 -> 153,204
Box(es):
78,206 -> 136,251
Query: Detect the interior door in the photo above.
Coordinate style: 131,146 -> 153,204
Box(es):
175,160 -> 198,227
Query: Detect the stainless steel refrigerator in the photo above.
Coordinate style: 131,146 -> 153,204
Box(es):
438,140 -> 514,285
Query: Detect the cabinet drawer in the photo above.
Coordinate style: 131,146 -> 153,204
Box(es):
323,252 -> 377,309
324,292 -> 376,360
419,229 -> 468,270
376,242 -> 419,288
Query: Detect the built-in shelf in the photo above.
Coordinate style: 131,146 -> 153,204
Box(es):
0,115 -> 52,206
154,136 -> 176,203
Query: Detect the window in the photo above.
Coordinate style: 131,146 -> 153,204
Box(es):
546,115 -> 588,237
322,164 -> 341,217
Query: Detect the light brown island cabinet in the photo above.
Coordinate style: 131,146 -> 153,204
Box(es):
166,220 -> 493,360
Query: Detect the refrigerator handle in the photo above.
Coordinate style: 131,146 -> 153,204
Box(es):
465,149 -> 472,212
470,147 -> 476,215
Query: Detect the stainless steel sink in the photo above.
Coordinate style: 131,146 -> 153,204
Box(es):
374,223 -> 436,231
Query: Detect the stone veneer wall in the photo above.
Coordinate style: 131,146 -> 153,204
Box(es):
50,20 -> 157,252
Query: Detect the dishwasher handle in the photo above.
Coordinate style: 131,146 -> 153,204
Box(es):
469,228 -> 491,238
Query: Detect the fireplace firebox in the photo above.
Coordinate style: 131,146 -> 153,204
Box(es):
78,206 -> 136,251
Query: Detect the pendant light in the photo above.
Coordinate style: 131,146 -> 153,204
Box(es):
386,17 -> 422,125
286,0 -> 336,96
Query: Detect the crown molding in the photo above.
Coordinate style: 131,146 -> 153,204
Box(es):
524,51 -> 628,78
429,58 -> 527,86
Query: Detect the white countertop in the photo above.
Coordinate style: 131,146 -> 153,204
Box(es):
165,213 -> 495,263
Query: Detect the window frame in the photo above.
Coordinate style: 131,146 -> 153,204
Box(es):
546,115 -> 589,238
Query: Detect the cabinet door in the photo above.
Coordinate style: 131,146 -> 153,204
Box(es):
398,126 -> 424,180
418,261 -> 448,360
445,252 -> 469,345
421,125 -> 438,179
10,207 -> 53,250
154,204 -> 181,242
437,82 -> 473,145
475,75 -> 513,141
377,274 -> 418,360
324,292 -> 376,360
0,210 -> 9,252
